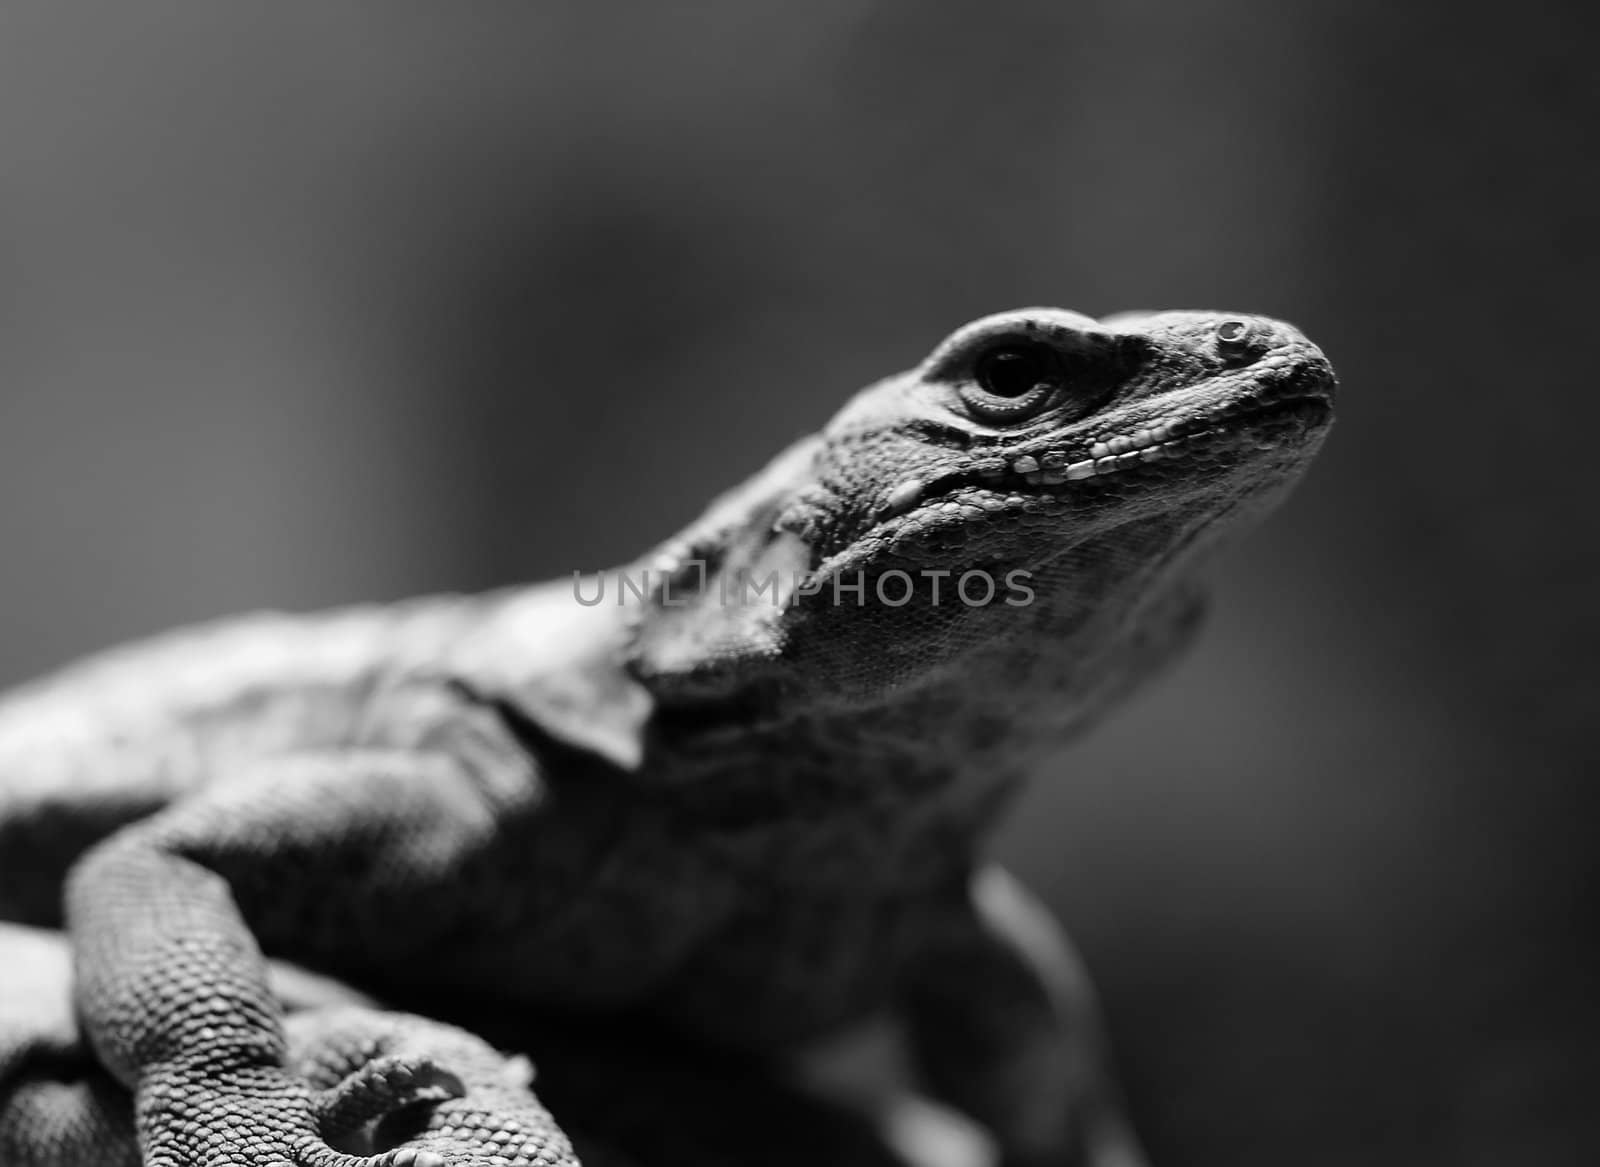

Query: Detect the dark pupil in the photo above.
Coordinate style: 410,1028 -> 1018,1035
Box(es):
1217,320 -> 1248,343
977,346 -> 1050,398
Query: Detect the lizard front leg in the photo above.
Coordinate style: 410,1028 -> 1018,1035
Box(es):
64,685 -> 543,1167
901,867 -> 1147,1167
2,920 -> 572,1167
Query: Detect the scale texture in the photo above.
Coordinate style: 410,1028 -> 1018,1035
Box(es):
0,922 -> 574,1167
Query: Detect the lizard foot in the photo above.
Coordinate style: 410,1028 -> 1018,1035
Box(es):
289,1009 -> 578,1167
137,1063 -> 455,1167
312,1055 -> 466,1159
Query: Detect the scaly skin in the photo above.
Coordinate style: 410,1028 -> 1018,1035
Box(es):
0,308 -> 1335,1166
0,923 -> 575,1167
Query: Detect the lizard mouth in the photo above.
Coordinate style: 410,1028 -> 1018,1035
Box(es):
874,383 -> 1332,528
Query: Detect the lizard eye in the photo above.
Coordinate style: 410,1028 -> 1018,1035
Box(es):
962,343 -> 1062,422
1215,318 -> 1263,362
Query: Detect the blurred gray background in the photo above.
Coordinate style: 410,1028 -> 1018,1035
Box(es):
1,3 -> 1594,1165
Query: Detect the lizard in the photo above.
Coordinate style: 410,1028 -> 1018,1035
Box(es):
0,306 -> 1335,1167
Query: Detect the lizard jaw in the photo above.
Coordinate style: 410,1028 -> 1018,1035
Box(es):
871,391 -> 1332,530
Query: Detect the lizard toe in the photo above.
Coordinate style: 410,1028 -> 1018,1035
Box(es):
312,1055 -> 467,1155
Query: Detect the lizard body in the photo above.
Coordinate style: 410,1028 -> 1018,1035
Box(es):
0,308 -> 1335,1166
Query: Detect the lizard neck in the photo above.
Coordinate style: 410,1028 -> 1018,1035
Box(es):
621,556 -> 1207,892
631,512 -> 1213,833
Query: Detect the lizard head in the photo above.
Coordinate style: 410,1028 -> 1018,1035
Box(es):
631,308 -> 1334,713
